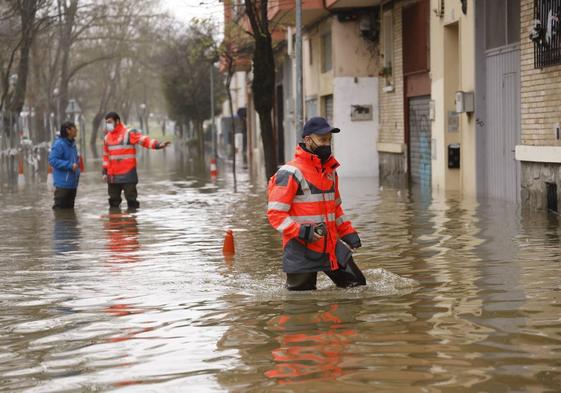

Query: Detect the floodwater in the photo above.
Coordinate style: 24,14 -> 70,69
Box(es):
2,148 -> 561,392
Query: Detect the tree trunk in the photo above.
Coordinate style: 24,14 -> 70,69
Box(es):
252,39 -> 277,178
8,0 -> 38,114
91,111 -> 104,146
244,0 -> 277,179
58,0 -> 79,122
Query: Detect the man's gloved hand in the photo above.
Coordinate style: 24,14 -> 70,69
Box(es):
299,223 -> 324,242
342,233 -> 362,249
351,238 -> 362,249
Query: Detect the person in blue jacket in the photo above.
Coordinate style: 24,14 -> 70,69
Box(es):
48,121 -> 81,209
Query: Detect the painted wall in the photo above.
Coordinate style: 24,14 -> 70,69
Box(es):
303,17 -> 342,119
333,77 -> 379,177
430,0 -> 476,194
282,55 -> 297,163
221,71 -> 247,116
332,16 -> 379,77
301,15 -> 380,177
303,21 -> 329,104
377,3 -> 405,152
246,89 -> 265,181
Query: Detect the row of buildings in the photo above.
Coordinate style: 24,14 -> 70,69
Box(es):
219,0 -> 561,211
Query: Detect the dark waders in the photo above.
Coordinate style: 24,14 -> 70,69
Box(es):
108,183 -> 139,209
53,188 -> 77,209
286,257 -> 366,291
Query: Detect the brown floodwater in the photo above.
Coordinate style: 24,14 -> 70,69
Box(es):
1,148 -> 561,392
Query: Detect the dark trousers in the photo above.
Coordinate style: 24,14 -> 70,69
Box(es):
53,187 -> 77,209
286,257 -> 367,291
108,183 -> 139,209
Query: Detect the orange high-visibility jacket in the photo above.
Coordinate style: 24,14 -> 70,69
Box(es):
102,123 -> 161,184
267,145 -> 361,273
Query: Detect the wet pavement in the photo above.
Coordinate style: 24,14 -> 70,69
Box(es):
2,148 -> 561,392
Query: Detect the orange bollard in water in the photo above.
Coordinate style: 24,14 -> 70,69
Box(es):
47,165 -> 53,189
17,156 -> 25,187
223,229 -> 235,255
210,158 -> 218,178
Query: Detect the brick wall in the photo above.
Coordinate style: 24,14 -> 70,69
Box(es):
521,0 -> 561,146
378,2 -> 405,146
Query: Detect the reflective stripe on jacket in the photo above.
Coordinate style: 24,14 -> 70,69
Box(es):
267,145 -> 360,273
102,123 -> 160,184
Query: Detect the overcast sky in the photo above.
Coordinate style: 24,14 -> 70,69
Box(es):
161,0 -> 224,25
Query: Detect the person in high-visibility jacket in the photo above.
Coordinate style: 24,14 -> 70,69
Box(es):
267,117 -> 366,290
102,112 -> 170,209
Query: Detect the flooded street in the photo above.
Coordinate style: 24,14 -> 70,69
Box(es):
2,149 -> 561,392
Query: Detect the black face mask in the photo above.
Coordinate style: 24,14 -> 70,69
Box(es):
309,139 -> 332,162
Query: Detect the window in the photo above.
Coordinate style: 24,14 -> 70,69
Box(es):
383,10 -> 393,69
305,97 -> 318,120
321,32 -> 332,73
506,0 -> 520,45
308,38 -> 313,65
322,95 -> 334,124
485,0 -> 520,50
533,0 -> 561,68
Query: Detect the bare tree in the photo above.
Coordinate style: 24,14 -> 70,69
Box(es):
4,0 -> 51,114
243,0 -> 277,178
160,19 -> 222,164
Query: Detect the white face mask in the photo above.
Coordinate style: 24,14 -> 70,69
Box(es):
106,123 -> 115,132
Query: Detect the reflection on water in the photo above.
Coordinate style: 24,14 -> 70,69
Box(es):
103,212 -> 140,264
53,210 -> 81,255
264,303 -> 356,385
1,150 -> 561,392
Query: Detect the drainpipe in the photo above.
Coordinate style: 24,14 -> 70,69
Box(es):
296,0 -> 303,134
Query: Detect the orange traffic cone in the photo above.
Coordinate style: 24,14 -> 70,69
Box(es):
210,158 -> 218,178
223,229 -> 235,255
17,156 -> 25,187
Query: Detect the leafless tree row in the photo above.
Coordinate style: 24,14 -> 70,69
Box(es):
0,0 -> 168,146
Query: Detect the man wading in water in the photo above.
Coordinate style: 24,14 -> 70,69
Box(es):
267,117 -> 366,290
102,112 -> 170,209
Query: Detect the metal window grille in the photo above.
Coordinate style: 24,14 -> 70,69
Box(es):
534,0 -> 561,68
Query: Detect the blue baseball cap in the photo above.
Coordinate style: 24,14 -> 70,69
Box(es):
302,117 -> 340,138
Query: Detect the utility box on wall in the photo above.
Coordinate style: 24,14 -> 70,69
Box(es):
455,91 -> 474,113
448,144 -> 460,169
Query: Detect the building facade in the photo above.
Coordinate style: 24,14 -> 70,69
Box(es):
378,0 -> 431,191
516,0 -> 561,211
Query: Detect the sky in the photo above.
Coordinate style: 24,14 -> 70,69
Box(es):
160,0 -> 225,25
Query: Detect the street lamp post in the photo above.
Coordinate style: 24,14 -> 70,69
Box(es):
53,88 -> 61,126
295,0 -> 303,134
210,62 -> 217,159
